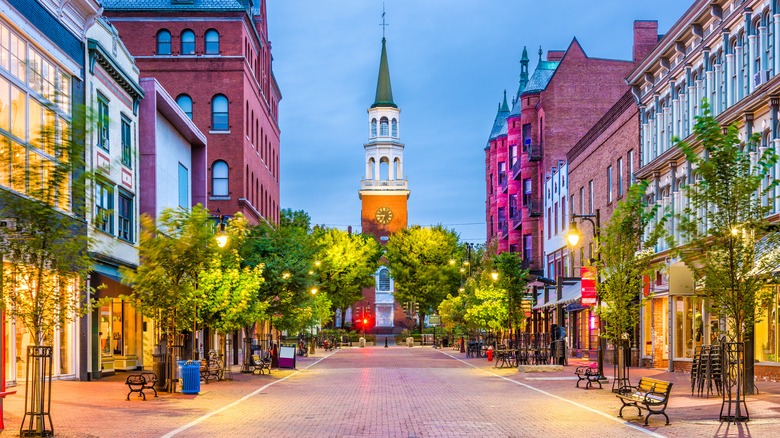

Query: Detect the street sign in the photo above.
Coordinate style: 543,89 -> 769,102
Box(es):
428,315 -> 441,325
581,266 -> 597,307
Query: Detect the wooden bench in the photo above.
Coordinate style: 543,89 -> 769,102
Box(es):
125,372 -> 158,401
251,354 -> 271,375
575,365 -> 602,389
616,377 -> 673,425
200,357 -> 223,384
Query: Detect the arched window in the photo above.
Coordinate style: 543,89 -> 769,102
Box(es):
212,94 -> 229,130
380,117 -> 389,136
212,160 -> 228,196
368,157 -> 375,179
371,119 -> 377,137
391,118 -> 397,137
205,29 -> 220,55
377,268 -> 391,291
393,157 -> 401,179
768,12 -> 775,75
181,30 -> 195,55
176,94 -> 193,120
157,30 -> 171,55
379,157 -> 389,180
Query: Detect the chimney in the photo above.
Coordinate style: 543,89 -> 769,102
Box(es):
348,225 -> 352,235
633,20 -> 659,63
547,51 -> 565,62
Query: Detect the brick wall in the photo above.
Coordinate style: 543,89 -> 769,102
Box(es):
360,193 -> 408,241
105,9 -> 280,225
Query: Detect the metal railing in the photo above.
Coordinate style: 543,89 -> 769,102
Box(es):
524,143 -> 542,161
511,158 -> 523,180
524,198 -> 542,216
361,179 -> 408,190
512,208 -> 522,229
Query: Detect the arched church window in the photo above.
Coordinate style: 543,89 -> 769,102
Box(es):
391,118 -> 397,137
377,268 -> 390,291
371,119 -> 377,137
380,117 -> 389,136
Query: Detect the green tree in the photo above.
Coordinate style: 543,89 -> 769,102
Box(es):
314,228 -> 382,328
198,214 -> 266,354
595,181 -> 658,345
493,252 -> 531,335
673,102 -> 780,392
122,205 -> 217,388
0,104 -> 93,434
385,225 -> 460,332
241,209 -> 321,333
464,282 -> 508,333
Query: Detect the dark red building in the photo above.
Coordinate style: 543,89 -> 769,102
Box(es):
104,0 -> 281,224
485,22 -> 658,279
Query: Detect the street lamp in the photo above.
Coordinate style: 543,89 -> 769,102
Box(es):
568,209 -> 606,381
214,210 -> 228,247
491,270 -> 499,281
311,288 -> 318,295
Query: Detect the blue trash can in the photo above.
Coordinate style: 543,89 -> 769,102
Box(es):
177,360 -> 201,394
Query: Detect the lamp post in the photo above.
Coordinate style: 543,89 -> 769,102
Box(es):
566,209 -> 606,381
214,209 -> 228,248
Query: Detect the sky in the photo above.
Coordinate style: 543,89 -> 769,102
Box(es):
267,0 -> 692,243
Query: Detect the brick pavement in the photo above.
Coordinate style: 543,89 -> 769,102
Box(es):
1,345 -> 778,437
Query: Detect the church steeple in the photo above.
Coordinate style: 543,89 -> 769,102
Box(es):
371,38 -> 396,108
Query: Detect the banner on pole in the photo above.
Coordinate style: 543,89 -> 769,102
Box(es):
581,266 -> 597,307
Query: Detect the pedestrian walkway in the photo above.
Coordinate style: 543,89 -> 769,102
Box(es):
375,335 -> 396,346
1,346 -> 778,437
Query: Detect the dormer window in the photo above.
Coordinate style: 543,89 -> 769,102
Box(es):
380,117 -> 389,136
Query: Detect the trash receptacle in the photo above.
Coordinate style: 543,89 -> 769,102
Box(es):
177,360 -> 201,394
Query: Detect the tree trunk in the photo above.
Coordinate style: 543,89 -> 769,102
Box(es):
341,308 -> 347,329
744,325 -> 756,395
418,312 -> 425,333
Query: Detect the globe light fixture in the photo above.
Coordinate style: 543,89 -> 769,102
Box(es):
282,272 -> 291,279
449,258 -> 456,265
315,260 -> 321,267
566,221 -> 581,246
311,288 -> 318,295
215,230 -> 228,248
491,271 -> 499,281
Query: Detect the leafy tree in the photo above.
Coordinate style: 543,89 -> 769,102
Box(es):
385,225 -> 460,331
464,282 -> 507,333
314,228 -> 382,328
595,181 -> 658,345
672,102 -> 780,392
122,205 -> 216,386
438,293 -> 469,331
198,214 -> 266,352
241,209 -> 320,333
493,252 -> 530,335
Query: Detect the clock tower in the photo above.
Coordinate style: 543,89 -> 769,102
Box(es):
359,36 -> 409,241
356,35 -> 409,332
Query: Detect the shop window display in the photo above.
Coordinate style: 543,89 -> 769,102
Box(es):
755,286 -> 778,363
674,296 -> 704,359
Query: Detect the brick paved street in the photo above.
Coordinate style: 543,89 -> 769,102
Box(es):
2,346 -> 780,437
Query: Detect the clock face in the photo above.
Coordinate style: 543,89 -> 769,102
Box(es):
375,207 -> 393,225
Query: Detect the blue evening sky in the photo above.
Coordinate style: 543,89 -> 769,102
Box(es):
268,0 -> 691,243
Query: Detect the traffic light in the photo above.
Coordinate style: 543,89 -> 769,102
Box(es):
414,302 -> 419,315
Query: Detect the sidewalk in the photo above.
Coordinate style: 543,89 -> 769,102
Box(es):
0,351 -> 331,438
440,346 -> 780,437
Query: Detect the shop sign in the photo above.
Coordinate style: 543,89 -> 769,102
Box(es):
581,266 -> 597,306
428,315 -> 441,325
643,274 -> 651,297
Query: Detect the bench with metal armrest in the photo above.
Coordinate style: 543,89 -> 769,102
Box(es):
125,372 -> 158,401
574,365 -> 602,389
616,377 -> 673,425
251,353 -> 271,375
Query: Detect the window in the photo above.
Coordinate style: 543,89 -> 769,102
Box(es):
547,207 -> 551,238
380,117 -> 389,136
627,150 -> 634,185
579,187 -> 584,215
391,118 -> 397,137
176,94 -> 193,120
588,181 -> 594,213
554,202 -> 558,235
9,30 -> 25,81
28,50 -> 55,101
95,181 -> 114,234
607,165 -> 613,203
157,30 -> 171,55
523,179 -> 532,205
509,194 -> 517,218
118,193 -> 133,242
509,144 -> 517,167
212,95 -> 228,130
522,123 -> 531,145
561,196 -> 566,230
121,117 -> 131,167
523,234 -> 532,262
178,163 -> 188,208
97,94 -> 109,151
58,73 -> 70,114
371,119 -> 377,137
180,30 -> 195,55
205,30 -> 220,55
489,174 -> 493,194
498,161 -> 506,185
212,160 -> 228,196
377,268 -> 391,291
617,158 -> 623,198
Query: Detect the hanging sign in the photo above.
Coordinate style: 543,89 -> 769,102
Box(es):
581,266 -> 597,307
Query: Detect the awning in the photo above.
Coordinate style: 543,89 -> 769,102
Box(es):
533,281 -> 581,310
90,272 -> 133,299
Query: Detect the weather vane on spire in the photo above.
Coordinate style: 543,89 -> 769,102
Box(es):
380,3 -> 388,39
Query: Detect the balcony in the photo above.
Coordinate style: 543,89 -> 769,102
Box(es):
361,179 -> 408,191
524,143 -> 542,161
499,221 -> 508,238
500,177 -> 508,193
511,158 -> 523,180
524,198 -> 542,216
521,258 -> 541,272
512,209 -> 522,230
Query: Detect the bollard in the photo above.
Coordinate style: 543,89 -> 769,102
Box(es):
460,336 -> 465,353
384,336 -> 388,348
487,346 -> 493,362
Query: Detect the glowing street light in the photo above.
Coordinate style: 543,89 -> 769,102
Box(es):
311,288 -> 318,295
491,271 -> 499,281
566,220 -> 581,246
282,272 -> 290,279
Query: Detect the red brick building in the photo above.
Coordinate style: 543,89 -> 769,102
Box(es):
485,22 -> 658,282
103,0 -> 281,224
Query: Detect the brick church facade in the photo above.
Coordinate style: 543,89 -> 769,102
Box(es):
103,0 -> 281,224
